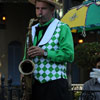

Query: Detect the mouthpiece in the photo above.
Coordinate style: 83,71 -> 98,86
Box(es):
37,15 -> 42,19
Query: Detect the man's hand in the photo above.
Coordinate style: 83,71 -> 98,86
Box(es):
27,46 -> 44,58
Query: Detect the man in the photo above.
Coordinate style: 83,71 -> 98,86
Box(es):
80,57 -> 100,100
23,0 -> 74,100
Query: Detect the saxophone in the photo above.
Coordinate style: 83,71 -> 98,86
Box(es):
19,18 -> 39,100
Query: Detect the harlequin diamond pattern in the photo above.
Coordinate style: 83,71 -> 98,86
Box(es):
48,73 -> 53,78
58,23 -> 62,27
42,45 -> 46,49
40,63 -> 44,68
47,45 -> 52,49
54,45 -> 58,50
56,28 -> 60,32
49,67 -> 53,71
39,70 -> 44,75
42,73 -> 47,78
55,33 -> 59,38
37,67 -> 41,71
40,58 -> 45,62
34,57 -> 39,63
52,36 -> 56,41
45,76 -> 50,81
52,64 -> 57,68
55,73 -> 60,78
45,70 -> 50,75
34,22 -> 67,83
55,67 -> 59,72
49,40 -> 53,44
42,67 -> 47,71
46,63 -> 51,68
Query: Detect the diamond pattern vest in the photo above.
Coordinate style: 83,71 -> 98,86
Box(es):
33,21 -> 67,83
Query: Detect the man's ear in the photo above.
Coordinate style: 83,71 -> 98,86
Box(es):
51,8 -> 55,16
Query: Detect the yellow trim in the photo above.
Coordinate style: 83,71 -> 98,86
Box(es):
71,29 -> 77,33
61,6 -> 88,28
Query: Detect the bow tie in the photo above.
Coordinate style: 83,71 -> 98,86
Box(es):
35,25 -> 47,31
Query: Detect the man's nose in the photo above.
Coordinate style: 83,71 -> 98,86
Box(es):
39,8 -> 42,14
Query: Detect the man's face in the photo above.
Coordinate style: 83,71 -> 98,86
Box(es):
36,1 -> 54,24
96,62 -> 100,69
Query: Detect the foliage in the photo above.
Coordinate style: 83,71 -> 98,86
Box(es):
74,91 -> 81,100
74,42 -> 100,69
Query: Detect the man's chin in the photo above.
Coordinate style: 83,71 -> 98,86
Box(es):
39,19 -> 47,24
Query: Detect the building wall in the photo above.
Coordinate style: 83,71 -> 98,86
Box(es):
0,3 -> 35,84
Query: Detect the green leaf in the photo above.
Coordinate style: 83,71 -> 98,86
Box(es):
75,42 -> 100,69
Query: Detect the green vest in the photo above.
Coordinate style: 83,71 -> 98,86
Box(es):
32,19 -> 67,83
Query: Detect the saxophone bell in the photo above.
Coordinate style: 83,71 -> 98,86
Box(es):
19,59 -> 35,75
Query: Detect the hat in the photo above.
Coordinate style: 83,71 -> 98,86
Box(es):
28,0 -> 62,9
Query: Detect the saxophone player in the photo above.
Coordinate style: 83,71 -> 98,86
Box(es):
23,0 -> 74,100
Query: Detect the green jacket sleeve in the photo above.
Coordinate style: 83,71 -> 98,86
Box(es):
47,24 -> 74,63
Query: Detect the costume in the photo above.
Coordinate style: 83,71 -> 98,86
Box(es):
81,78 -> 100,100
23,18 -> 74,100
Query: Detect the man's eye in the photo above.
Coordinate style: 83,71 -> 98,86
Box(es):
36,7 -> 39,10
